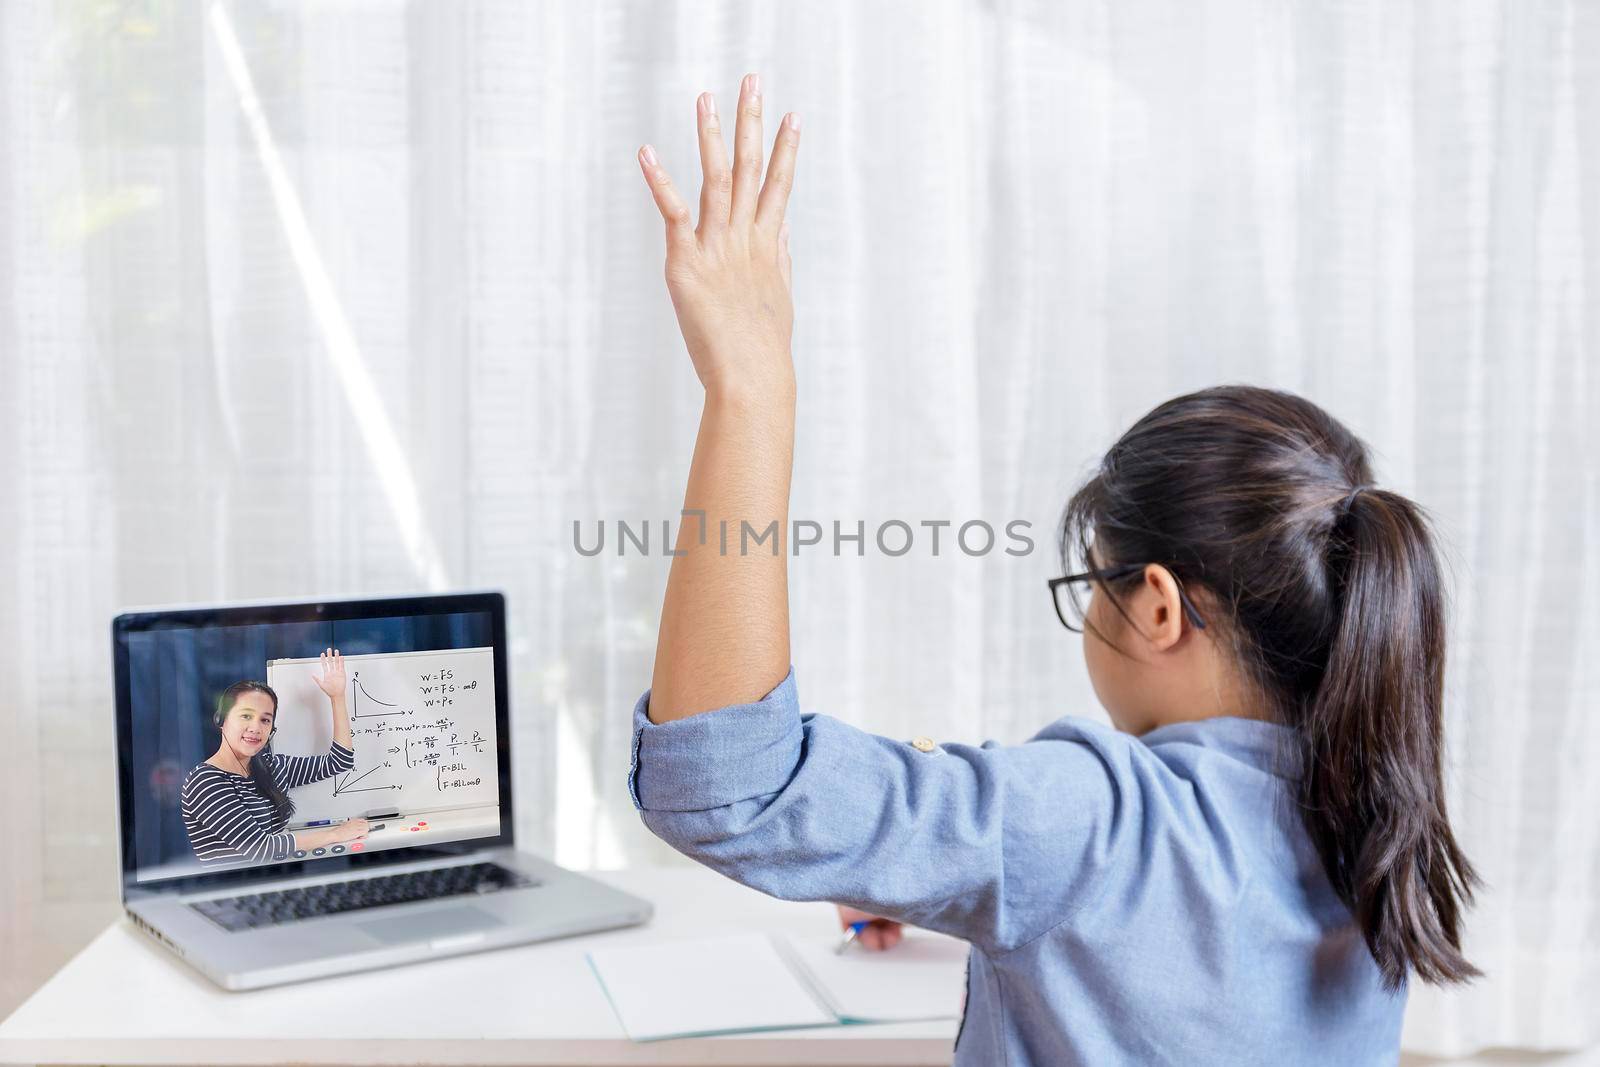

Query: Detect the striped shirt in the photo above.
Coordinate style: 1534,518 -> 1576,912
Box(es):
180,742 -> 355,865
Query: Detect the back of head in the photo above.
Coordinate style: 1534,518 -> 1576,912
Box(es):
1058,384 -> 1480,990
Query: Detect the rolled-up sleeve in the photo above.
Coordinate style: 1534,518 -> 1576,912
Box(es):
629,668 -> 803,811
627,666 -> 1143,955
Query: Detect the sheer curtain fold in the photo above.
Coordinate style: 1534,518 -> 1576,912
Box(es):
1,0 -> 1594,1053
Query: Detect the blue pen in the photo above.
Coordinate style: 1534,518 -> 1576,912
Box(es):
835,920 -> 870,955
304,819 -> 332,828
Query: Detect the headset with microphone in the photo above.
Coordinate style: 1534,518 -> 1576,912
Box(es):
213,680 -> 279,776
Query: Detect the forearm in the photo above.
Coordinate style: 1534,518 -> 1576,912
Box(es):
291,826 -> 351,852
330,694 -> 351,749
291,827 -> 331,851
649,377 -> 796,723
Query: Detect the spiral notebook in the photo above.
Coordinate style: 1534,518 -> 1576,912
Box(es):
586,930 -> 969,1042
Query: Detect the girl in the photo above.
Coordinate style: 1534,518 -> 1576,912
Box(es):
180,649 -> 367,866
631,75 -> 1479,1064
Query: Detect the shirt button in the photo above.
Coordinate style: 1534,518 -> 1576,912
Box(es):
910,735 -> 937,753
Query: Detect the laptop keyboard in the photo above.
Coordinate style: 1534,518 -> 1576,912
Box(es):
190,861 -> 539,932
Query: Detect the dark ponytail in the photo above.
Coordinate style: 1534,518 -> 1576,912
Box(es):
1310,487 -> 1478,987
215,680 -> 296,830
1059,385 -> 1480,990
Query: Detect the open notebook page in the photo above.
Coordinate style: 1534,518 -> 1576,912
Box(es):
588,930 -> 969,1041
587,933 -> 834,1042
780,931 -> 970,1023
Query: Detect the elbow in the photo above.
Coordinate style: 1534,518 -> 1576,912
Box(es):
639,795 -> 820,903
639,796 -> 773,855
625,666 -> 808,878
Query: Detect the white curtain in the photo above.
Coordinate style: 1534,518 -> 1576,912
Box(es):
1,0 -> 1594,1055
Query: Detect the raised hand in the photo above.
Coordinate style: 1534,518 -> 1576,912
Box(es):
638,73 -> 800,396
313,647 -> 347,699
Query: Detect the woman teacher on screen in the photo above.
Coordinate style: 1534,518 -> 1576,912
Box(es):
179,648 -> 368,866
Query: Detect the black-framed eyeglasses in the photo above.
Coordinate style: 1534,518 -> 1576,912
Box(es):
1047,563 -> 1208,634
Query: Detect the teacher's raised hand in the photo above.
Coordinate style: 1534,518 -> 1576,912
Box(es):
313,648 -> 346,699
637,73 -> 799,397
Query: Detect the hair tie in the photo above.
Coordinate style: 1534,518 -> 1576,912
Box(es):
1338,483 -> 1376,515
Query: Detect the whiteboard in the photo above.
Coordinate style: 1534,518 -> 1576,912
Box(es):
266,647 -> 499,824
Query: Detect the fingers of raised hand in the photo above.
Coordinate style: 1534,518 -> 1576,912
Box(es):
755,111 -> 799,236
639,144 -> 694,253
641,75 -> 796,250
696,91 -> 731,239
728,73 -> 766,229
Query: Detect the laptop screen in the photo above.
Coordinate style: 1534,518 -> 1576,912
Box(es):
112,593 -> 512,890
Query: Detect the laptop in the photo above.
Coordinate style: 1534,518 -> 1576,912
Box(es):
112,590 -> 653,991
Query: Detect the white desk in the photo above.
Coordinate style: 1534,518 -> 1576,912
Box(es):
0,867 -> 961,1066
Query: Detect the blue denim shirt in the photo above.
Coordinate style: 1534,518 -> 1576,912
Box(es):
628,666 -> 1406,1065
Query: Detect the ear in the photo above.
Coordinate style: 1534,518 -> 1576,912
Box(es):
1140,564 -> 1186,653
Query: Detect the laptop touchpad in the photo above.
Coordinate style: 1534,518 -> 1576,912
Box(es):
356,906 -> 504,945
